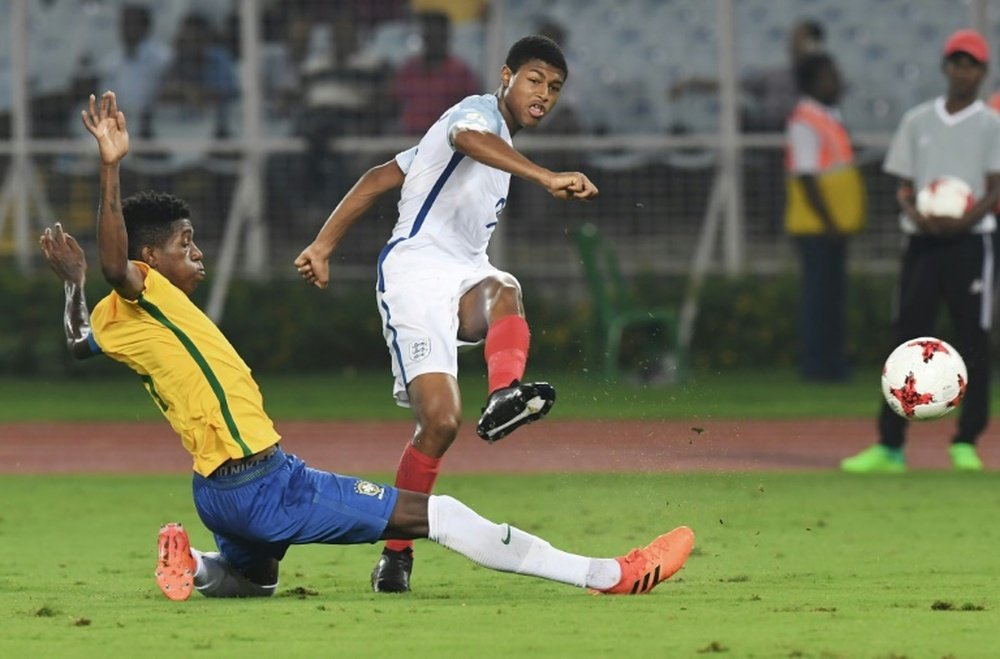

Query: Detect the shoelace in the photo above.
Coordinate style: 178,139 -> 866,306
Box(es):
620,547 -> 645,567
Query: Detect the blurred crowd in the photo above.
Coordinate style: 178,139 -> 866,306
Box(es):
0,1 -> 522,144
0,2 -> 477,228
0,1 -> 592,223
3,1 -> 999,277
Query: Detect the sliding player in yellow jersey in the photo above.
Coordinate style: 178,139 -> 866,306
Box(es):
40,90 -> 693,600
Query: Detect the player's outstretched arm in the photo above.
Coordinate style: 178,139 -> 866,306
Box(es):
295,159 -> 405,289
81,91 -> 145,300
39,223 -> 98,360
452,129 -> 599,201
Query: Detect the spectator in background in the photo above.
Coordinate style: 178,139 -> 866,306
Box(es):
784,53 -> 865,383
410,0 -> 487,24
159,12 -> 239,136
72,4 -> 172,139
842,30 -> 1000,474
670,19 -> 827,240
390,11 -> 479,135
298,8 -> 392,141
348,0 -> 409,29
669,19 -> 825,131
259,9 -> 312,125
279,6 -> 393,215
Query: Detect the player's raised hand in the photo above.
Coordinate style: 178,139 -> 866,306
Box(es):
81,91 -> 129,165
294,244 -> 331,289
39,222 -> 87,284
545,171 -> 599,201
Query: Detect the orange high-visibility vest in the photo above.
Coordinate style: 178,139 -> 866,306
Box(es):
784,99 -> 866,235
785,100 -> 854,170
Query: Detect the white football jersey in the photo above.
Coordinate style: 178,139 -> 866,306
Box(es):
387,94 -> 512,265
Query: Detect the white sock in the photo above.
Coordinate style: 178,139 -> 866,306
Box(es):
191,548 -> 206,579
427,494 -> 618,589
586,558 -> 623,590
189,548 -> 277,598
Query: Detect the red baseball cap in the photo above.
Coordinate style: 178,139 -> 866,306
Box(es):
943,29 -> 990,64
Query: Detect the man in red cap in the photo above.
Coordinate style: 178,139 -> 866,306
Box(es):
944,29 -> 990,66
843,29 -> 1000,474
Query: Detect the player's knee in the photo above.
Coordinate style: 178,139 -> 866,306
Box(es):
421,411 -> 461,443
495,279 -> 523,307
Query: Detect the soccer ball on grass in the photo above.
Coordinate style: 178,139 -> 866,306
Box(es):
881,337 -> 967,420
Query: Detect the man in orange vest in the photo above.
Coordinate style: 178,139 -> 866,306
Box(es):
784,52 -> 866,381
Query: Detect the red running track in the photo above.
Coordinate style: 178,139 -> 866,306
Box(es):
2,419 -> 996,474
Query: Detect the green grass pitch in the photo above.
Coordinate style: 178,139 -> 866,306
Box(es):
0,369 -> 928,422
5,370 -> 1000,656
2,472 -> 999,658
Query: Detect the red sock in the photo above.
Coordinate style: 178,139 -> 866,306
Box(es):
384,444 -> 441,553
485,315 -> 530,394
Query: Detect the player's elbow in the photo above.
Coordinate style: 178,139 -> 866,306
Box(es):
365,160 -> 405,192
100,262 -> 129,287
451,129 -> 479,155
68,339 -> 96,361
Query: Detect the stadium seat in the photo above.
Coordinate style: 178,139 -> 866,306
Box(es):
574,223 -> 684,382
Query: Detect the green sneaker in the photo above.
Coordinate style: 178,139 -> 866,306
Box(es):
949,443 -> 983,472
841,444 -> 906,473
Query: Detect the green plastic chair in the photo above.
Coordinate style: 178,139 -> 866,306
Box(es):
574,223 -> 683,382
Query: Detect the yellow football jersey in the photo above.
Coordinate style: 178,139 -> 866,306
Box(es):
90,262 -> 280,476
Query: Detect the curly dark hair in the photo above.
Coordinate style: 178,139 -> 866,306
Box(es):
505,35 -> 568,80
121,191 -> 190,260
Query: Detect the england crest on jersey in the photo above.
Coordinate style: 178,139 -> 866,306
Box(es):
409,338 -> 432,362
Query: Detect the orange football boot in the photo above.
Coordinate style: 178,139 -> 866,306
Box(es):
597,526 -> 695,595
155,523 -> 196,601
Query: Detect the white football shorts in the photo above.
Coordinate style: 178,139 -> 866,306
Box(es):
376,250 -> 509,407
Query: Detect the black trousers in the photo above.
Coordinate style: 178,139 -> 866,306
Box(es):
879,233 -> 994,448
796,235 -> 849,381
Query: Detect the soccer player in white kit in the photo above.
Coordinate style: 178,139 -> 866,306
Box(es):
295,36 -> 598,592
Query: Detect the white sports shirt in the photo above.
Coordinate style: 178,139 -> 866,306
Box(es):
387,94 -> 512,266
884,97 -> 1000,234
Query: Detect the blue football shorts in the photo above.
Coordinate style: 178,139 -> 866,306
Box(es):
191,446 -> 399,573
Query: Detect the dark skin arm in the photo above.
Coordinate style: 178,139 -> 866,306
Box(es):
295,159 -> 406,289
452,129 -> 599,201
39,223 -> 97,360
900,174 -> 1000,235
295,124 -> 598,289
81,91 -> 145,300
798,174 -> 840,234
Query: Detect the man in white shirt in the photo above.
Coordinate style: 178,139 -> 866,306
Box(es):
295,35 -> 598,592
842,30 -> 1000,473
